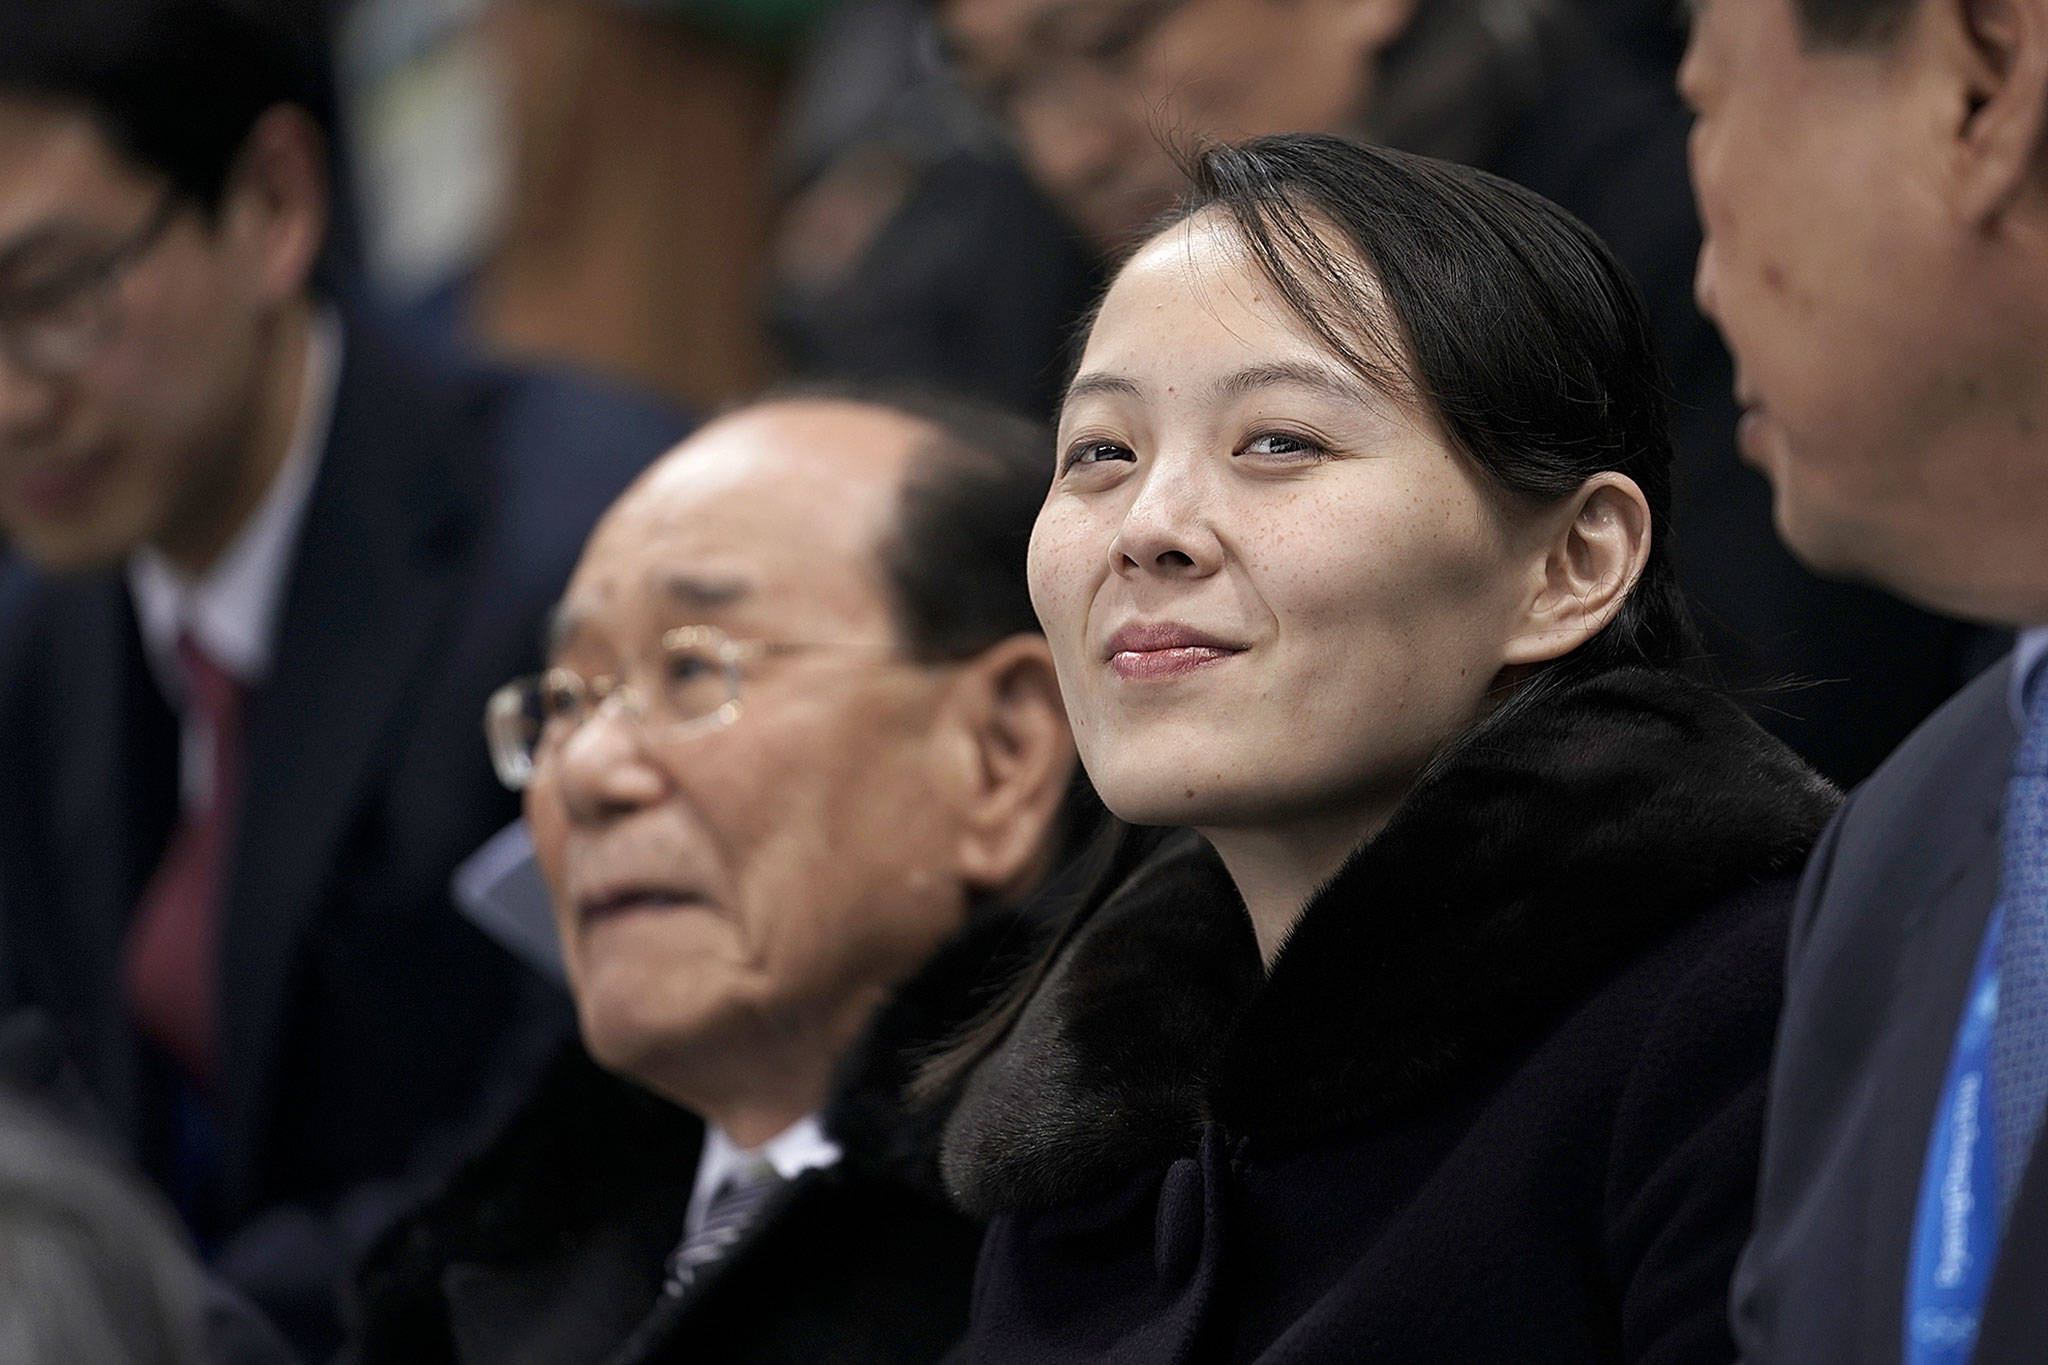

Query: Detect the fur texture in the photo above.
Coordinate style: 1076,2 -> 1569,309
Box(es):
943,666 -> 1839,1218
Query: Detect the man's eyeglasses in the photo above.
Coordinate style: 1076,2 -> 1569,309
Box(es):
0,189 -> 182,379
484,624 -> 899,790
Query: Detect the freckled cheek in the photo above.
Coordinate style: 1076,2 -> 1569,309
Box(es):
1026,508 -> 1102,652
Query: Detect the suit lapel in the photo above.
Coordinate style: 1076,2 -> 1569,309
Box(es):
43,577 -> 177,1146
213,329 -> 483,1207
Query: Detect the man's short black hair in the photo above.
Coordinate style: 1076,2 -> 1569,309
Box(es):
1791,0 -> 1917,47
753,380 -> 1055,660
0,0 -> 332,210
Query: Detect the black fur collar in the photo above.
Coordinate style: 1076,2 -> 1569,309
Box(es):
942,667 -> 1838,1218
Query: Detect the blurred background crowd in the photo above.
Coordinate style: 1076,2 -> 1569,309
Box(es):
337,0 -> 1999,782
0,0 -> 2013,1359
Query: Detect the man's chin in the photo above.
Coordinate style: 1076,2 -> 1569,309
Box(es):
0,509 -> 146,575
576,984 -> 747,1087
1770,492 -> 1933,607
1771,495 -> 1862,580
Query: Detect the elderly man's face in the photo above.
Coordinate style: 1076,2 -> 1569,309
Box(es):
525,402 -> 976,1098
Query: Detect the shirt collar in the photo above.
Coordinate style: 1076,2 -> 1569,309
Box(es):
685,1113 -> 842,1237
2012,627 -> 2048,730
127,308 -> 343,691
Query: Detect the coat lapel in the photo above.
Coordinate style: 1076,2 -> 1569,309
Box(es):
213,329 -> 483,1206
444,1233 -> 666,1365
1860,811 -> 2002,1363
42,577 -> 178,1146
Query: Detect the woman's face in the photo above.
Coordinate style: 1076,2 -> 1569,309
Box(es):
1029,212 -> 1546,833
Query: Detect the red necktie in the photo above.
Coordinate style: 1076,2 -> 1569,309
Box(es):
122,633 -> 244,1092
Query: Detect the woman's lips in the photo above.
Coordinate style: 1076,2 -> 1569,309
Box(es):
1108,644 -> 1238,681
1103,622 -> 1246,681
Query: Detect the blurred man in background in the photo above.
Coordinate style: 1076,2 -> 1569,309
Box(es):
938,0 -> 1996,785
353,389 -> 1077,1363
1681,0 -> 2048,1358
0,0 -> 682,1352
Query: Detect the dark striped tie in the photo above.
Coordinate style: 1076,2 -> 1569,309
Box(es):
664,1157 -> 783,1297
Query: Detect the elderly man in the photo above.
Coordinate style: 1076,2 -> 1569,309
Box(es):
351,387 -> 1077,1363
1680,0 -> 2048,1360
935,0 -> 1993,786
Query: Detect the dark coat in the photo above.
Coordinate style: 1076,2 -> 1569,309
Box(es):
0,317 -> 683,1352
943,667 -> 1839,1364
1731,654 -> 2048,1363
352,899 -> 1053,1365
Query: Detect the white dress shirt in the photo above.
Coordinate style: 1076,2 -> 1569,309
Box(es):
127,310 -> 343,809
683,1114 -> 843,1239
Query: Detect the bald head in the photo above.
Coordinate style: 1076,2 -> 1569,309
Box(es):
564,386 -> 1054,667
562,400 -> 927,655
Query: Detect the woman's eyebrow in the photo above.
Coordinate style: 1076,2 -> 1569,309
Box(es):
1063,372 -> 1144,405
1065,362 -> 1378,411
1213,361 -> 1375,404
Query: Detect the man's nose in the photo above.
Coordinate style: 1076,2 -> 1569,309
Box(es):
1016,88 -> 1124,199
554,696 -> 669,822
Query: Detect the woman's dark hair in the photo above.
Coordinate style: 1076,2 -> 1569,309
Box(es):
917,132 -> 1707,1104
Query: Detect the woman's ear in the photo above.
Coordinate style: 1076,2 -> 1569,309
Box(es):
945,634 -> 1077,898
1500,474 -> 1652,668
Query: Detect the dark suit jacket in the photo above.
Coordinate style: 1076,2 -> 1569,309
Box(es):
1732,653 -> 2048,1362
0,317 -> 682,1352
350,899 -> 1051,1365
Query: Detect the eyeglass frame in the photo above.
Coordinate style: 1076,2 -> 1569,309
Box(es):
0,187 -> 184,379
483,623 -> 908,790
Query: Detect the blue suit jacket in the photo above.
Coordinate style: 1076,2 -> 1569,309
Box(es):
1733,653 -> 2048,1361
0,317 -> 683,1349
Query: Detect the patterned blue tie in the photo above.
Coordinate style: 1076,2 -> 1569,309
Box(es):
1990,662 -> 2048,1221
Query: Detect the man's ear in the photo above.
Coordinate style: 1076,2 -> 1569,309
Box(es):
944,634 -> 1076,898
1946,0 -> 2048,225
1500,474 -> 1652,668
219,104 -> 329,307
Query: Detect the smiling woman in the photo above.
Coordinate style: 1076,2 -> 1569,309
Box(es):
931,133 -> 1841,1363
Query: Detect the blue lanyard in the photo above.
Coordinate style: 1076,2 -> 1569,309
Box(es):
1906,904 -> 2005,1364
